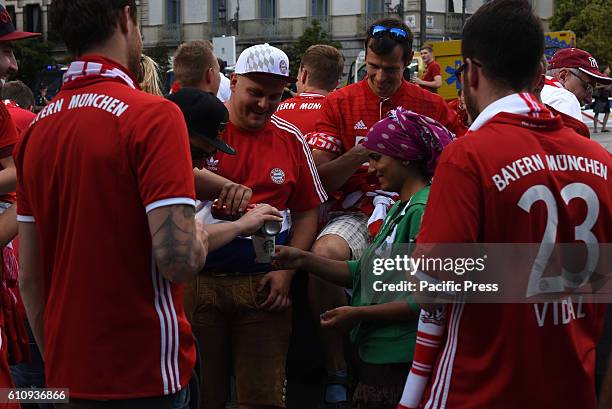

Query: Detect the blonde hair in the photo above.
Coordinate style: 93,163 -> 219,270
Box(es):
138,55 -> 163,96
173,40 -> 217,87
300,44 -> 345,91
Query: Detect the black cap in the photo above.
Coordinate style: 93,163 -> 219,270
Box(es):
167,88 -> 236,155
0,5 -> 41,42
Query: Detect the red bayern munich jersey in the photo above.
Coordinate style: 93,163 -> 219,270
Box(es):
274,92 -> 326,135
3,100 -> 35,135
14,56 -> 196,399
416,93 -> 611,408
0,103 -> 18,204
204,115 -> 327,211
313,79 -> 456,211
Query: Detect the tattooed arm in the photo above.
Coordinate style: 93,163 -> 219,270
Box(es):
148,205 -> 209,283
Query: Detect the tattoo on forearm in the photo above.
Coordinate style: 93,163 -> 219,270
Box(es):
152,206 -> 199,268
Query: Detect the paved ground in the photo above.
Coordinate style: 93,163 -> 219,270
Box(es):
591,129 -> 612,152
582,108 -> 612,151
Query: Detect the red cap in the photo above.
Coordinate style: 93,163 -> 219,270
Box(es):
0,5 -> 41,42
548,48 -> 612,84
549,48 -> 612,84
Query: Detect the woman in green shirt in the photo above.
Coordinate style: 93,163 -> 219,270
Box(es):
275,107 -> 454,409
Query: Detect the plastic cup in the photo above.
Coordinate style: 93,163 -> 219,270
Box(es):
253,233 -> 276,263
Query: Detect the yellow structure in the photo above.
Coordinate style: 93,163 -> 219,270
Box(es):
544,31 -> 576,61
429,40 -> 463,101
430,32 -> 576,101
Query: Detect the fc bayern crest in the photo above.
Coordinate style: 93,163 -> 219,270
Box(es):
270,168 -> 286,184
279,59 -> 288,75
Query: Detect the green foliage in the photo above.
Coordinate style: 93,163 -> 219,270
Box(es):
144,43 -> 172,83
550,0 -> 612,68
9,39 -> 56,88
285,20 -> 342,77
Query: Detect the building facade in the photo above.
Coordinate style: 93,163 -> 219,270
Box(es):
5,0 -> 555,70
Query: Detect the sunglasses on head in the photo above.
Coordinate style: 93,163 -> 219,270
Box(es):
368,25 -> 409,42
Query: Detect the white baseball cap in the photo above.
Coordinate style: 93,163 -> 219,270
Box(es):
235,43 -> 297,83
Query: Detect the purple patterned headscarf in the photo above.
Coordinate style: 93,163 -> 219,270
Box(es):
362,107 -> 455,177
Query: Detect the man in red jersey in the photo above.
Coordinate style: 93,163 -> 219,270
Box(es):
171,40 -> 254,215
0,100 -> 18,398
0,4 -> 39,200
2,81 -> 36,136
14,1 -> 209,408
307,18 -> 456,404
274,44 -> 345,135
410,1 -> 611,408
194,43 -> 325,409
412,44 -> 442,94
0,6 -> 41,400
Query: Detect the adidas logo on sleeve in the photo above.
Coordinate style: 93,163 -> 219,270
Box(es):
354,120 -> 367,130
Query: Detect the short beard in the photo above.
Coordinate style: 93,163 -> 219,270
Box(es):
462,73 -> 480,122
127,51 -> 141,80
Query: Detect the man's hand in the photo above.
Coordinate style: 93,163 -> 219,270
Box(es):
218,182 -> 252,215
257,270 -> 293,311
347,142 -> 370,163
272,245 -> 305,270
234,204 -> 283,236
320,306 -> 362,332
411,76 -> 423,85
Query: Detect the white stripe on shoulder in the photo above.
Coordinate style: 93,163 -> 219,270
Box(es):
146,197 -> 196,214
17,215 -> 36,223
271,114 -> 304,137
270,117 -> 328,203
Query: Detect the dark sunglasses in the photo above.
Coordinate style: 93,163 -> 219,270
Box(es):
190,146 -> 217,161
368,25 -> 409,42
455,59 -> 483,80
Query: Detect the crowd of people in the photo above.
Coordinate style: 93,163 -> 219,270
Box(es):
0,0 -> 610,409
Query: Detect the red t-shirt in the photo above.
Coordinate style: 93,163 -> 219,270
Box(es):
14,56 -> 196,399
3,100 -> 35,135
204,116 -> 327,211
314,78 -> 456,213
416,94 -> 610,408
0,103 -> 18,205
421,60 -> 441,94
274,92 -> 326,135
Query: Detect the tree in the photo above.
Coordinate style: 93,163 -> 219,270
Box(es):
10,39 -> 56,89
285,20 -> 342,78
550,0 -> 612,68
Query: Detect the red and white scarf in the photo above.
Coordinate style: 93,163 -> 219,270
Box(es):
544,75 -> 563,89
63,56 -> 138,90
469,92 -> 554,132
